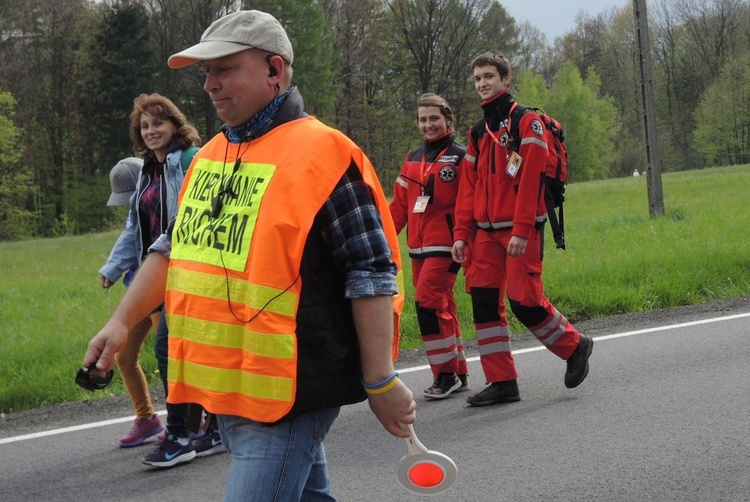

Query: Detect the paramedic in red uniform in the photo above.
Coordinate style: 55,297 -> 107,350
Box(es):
451,51 -> 593,406
390,93 -> 469,400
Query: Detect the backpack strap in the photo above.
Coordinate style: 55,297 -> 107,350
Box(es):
180,146 -> 200,173
469,120 -> 484,169
544,183 -> 566,250
508,102 -> 531,152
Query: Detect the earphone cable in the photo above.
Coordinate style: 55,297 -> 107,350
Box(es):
210,138 -> 298,324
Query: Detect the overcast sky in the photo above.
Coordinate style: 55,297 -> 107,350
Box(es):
501,0 -> 631,41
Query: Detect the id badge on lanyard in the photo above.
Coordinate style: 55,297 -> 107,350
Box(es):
413,195 -> 430,213
485,103 -> 523,178
412,146 -> 447,213
506,151 -> 522,177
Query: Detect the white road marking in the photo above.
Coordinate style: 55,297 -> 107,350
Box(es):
2,312 -> 749,445
398,312 -> 750,372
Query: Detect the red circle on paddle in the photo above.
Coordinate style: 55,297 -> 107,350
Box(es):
408,462 -> 445,487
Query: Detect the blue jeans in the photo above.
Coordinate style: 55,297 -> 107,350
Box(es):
217,407 -> 341,502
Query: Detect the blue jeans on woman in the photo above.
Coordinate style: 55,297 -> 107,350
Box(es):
217,407 -> 341,502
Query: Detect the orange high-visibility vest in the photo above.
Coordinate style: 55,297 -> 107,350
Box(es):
165,116 -> 404,422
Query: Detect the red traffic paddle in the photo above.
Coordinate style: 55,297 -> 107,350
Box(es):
395,424 -> 457,495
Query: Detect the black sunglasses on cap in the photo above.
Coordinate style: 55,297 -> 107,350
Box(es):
75,363 -> 114,391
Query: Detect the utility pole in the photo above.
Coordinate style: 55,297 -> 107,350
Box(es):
633,0 -> 665,217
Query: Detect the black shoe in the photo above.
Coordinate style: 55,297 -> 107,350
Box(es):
143,434 -> 196,468
423,373 -> 461,399
466,380 -> 520,406
565,334 -> 593,388
456,374 -> 469,393
194,429 -> 227,458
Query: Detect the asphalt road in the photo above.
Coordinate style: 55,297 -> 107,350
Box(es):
2,297 -> 749,501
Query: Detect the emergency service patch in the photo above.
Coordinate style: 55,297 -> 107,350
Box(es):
499,131 -> 510,148
439,165 -> 457,183
530,119 -> 544,137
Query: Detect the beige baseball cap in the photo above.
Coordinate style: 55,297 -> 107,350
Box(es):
168,10 -> 293,69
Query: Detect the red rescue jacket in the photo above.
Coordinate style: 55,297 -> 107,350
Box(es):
390,133 -> 465,258
454,90 -> 548,243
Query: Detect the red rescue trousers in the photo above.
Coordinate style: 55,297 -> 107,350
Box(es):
466,227 -> 580,382
412,256 -> 468,378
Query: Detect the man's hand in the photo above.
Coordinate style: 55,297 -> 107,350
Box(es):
84,252 -> 169,376
83,320 -> 129,376
351,296 -> 417,438
367,379 -> 416,438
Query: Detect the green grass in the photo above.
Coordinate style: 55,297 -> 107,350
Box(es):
2,164 -> 749,414
0,232 -> 161,414
398,165 -> 750,345
542,166 -> 750,318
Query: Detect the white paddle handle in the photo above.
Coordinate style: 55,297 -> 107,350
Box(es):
405,424 -> 429,456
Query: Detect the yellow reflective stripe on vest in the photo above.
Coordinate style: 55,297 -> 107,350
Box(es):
168,358 -> 293,402
167,267 -> 296,318
166,313 -> 295,358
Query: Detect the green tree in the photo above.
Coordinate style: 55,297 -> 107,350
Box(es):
320,0 -> 384,136
386,0 -> 514,102
319,0 -> 414,180
0,0 -> 97,236
246,0 -> 338,116
652,0 -> 748,170
512,67 -> 547,106
515,62 -> 616,182
554,11 -> 607,81
347,3 -> 415,185
589,5 -> 643,177
476,1 -> 519,58
145,0 -> 239,140
88,1 -> 156,172
550,63 -> 616,181
512,21 -> 550,76
693,52 -> 750,166
0,91 -> 36,240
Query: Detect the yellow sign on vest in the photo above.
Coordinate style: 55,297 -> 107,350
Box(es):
172,158 -> 275,271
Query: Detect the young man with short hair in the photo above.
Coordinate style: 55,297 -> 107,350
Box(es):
452,51 -> 593,407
